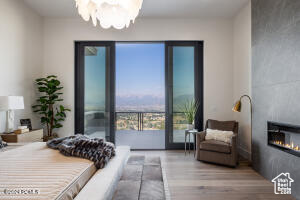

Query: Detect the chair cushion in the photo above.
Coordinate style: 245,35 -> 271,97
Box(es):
200,140 -> 231,154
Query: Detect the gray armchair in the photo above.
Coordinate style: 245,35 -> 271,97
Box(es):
196,119 -> 239,167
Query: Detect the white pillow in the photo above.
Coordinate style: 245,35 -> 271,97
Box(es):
205,128 -> 234,144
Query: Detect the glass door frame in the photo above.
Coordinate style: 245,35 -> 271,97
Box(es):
165,41 -> 204,149
75,41 -> 116,143
75,41 -> 203,149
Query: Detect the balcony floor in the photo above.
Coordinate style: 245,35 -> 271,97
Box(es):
87,129 -> 194,149
116,130 -> 165,149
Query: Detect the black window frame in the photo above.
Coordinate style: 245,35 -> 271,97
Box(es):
74,41 -> 115,142
165,41 -> 204,149
74,41 -> 203,149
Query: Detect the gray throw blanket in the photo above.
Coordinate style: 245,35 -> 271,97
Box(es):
0,137 -> 7,149
47,135 -> 115,169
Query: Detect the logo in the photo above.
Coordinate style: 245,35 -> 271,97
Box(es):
0,188 -> 40,195
272,173 -> 294,194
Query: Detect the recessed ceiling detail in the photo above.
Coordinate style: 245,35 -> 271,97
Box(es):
24,0 -> 249,19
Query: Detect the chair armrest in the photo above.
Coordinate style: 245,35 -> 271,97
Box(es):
196,131 -> 206,152
230,134 -> 237,147
230,134 -> 238,161
196,131 -> 206,143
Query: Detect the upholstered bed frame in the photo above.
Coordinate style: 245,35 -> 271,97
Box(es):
75,146 -> 130,200
0,143 -> 130,200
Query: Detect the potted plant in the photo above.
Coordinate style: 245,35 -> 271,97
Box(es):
181,99 -> 199,130
32,75 -> 70,141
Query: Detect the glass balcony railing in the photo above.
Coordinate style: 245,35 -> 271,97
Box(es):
115,112 -> 165,131
84,111 -> 189,133
115,111 -> 189,131
84,110 -> 190,143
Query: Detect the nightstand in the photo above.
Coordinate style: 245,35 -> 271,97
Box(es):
0,129 -> 43,143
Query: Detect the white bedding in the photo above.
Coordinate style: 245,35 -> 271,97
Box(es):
0,142 -> 96,200
0,143 -> 130,200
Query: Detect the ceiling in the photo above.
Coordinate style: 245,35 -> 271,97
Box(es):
24,0 -> 249,19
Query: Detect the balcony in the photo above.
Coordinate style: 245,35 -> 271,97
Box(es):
84,111 -> 192,149
116,112 -> 165,131
115,112 -> 164,149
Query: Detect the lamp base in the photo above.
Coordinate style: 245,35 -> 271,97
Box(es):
6,110 -> 14,133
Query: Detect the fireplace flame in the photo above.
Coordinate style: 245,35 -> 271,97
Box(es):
273,140 -> 300,151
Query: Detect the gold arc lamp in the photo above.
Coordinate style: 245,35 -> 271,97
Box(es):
232,95 -> 253,162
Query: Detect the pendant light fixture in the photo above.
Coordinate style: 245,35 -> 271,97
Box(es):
75,0 -> 143,29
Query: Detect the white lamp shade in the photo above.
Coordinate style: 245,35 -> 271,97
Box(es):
0,96 -> 24,110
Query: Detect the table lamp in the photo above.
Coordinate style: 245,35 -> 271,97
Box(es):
0,96 -> 24,133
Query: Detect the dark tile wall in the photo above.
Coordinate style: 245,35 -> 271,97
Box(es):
252,0 -> 300,198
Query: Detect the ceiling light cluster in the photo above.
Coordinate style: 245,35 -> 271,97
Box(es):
75,0 -> 143,29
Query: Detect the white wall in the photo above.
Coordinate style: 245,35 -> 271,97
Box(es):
0,1 -> 252,149
233,1 -> 251,159
0,0 -> 43,132
43,18 -> 234,137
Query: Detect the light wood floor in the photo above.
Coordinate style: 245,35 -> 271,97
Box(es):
132,150 -> 295,200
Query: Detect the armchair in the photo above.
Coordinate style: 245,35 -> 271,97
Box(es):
196,119 -> 239,167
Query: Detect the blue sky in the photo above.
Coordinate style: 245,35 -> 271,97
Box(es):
173,46 -> 194,99
85,47 -> 106,108
84,43 -> 194,110
116,43 -> 165,97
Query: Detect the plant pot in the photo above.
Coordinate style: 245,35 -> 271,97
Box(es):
187,124 -> 194,130
43,133 -> 58,142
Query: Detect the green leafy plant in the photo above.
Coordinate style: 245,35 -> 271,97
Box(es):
180,99 -> 199,124
32,75 -> 70,141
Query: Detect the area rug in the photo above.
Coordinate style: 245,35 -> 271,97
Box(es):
113,155 -> 171,200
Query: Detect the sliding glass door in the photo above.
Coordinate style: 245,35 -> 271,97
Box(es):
115,43 -> 165,149
75,41 -> 203,148
165,41 -> 203,149
75,42 -> 115,142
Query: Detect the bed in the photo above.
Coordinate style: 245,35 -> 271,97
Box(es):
0,142 -> 130,200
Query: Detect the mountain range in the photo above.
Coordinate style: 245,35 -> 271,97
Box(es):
115,94 -> 193,112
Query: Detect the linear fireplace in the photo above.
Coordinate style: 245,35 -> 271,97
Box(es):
268,121 -> 300,157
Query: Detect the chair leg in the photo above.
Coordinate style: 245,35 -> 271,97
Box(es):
185,132 -> 187,155
189,133 -> 191,154
193,134 -> 196,157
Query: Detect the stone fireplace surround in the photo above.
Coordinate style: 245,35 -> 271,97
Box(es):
252,0 -> 300,199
